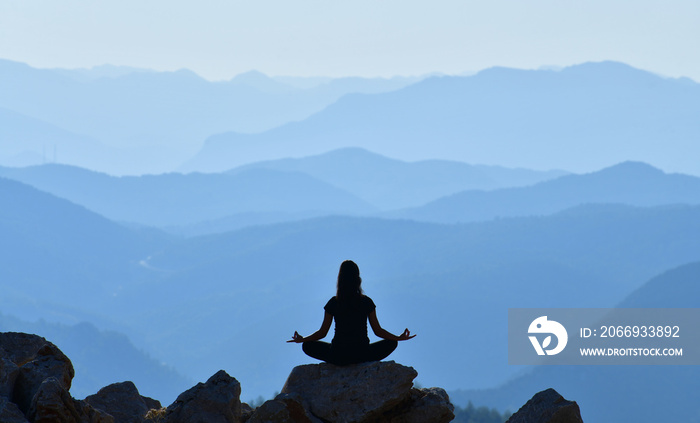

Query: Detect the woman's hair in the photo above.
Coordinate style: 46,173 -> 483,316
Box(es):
336,260 -> 363,301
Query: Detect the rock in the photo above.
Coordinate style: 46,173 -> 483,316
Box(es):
0,333 -> 55,366
280,361 -> 418,423
1,357 -> 20,399
246,400 -> 289,423
383,387 -> 455,423
14,343 -> 75,414
27,377 -> 114,423
2,332 -> 461,423
141,396 -> 161,412
278,362 -> 455,423
240,403 -> 254,422
162,370 -> 241,423
0,333 -> 75,414
0,396 -> 29,423
1,332 -> 110,423
506,388 -> 583,423
247,393 -> 320,423
85,381 -> 160,423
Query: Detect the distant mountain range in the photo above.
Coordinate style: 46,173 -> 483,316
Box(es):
3,167 -> 700,405
4,56 -> 700,421
230,147 -> 567,210
0,59 -> 422,174
0,176 -> 162,307
0,163 -> 375,227
5,59 -> 698,176
0,106 -> 131,172
618,261 -> 700,308
449,261 -> 700,423
4,153 -> 699,234
184,61 -> 700,175
392,161 -> 700,223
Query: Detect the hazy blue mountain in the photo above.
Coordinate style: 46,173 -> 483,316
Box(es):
184,61 -> 700,174
0,176 -> 165,312
230,148 -> 568,210
0,175 -> 185,402
0,59 -> 421,174
6,163 -> 700,404
303,75 -> 425,96
449,261 -> 700,423
0,148 -> 568,236
0,106 -> 121,170
112,204 -> 700,399
52,64 -> 157,81
272,75 -> 333,89
229,70 -> 296,93
0,164 -> 374,227
0,314 -> 190,403
273,74 -> 422,90
162,210 -> 340,237
617,261 -> 700,308
392,161 -> 700,223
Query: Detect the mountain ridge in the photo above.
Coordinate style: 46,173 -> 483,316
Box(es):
449,259 -> 700,423
391,161 -> 700,223
0,58 -> 423,174
228,147 -> 568,210
184,60 -> 700,174
0,164 -> 375,227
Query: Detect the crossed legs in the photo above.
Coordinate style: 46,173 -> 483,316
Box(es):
302,340 -> 398,366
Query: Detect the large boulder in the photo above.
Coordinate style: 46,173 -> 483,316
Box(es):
280,361 -> 452,423
506,388 -> 583,423
27,377 -> 114,423
0,333 -> 74,414
85,381 -> 161,423
0,333 -> 57,366
240,403 -> 254,422
246,393 -> 319,423
162,370 -> 241,423
1,357 -> 20,398
383,387 -> 455,423
0,396 -> 29,423
281,361 -> 416,423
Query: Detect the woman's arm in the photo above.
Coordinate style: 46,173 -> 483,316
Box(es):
287,312 -> 333,343
368,310 -> 416,341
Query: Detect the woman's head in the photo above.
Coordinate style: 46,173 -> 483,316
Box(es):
337,260 -> 363,300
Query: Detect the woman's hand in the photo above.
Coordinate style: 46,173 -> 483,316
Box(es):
287,331 -> 305,343
397,328 -> 416,341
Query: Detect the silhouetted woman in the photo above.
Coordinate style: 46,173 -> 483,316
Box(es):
288,260 -> 415,365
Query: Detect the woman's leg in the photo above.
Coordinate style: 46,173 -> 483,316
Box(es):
305,340 -> 398,365
302,341 -> 335,363
364,339 -> 398,362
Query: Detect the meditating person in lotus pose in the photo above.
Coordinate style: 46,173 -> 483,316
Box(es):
288,260 -> 415,365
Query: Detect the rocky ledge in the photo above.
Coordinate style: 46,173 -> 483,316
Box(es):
258,361 -> 454,423
505,388 -> 583,423
1,332 -> 583,423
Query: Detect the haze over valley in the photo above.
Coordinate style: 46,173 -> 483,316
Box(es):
1,58 -> 700,423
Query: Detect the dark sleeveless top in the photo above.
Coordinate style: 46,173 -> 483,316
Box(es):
324,295 -> 376,346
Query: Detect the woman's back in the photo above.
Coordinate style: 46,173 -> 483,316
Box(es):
325,295 -> 376,345
288,260 -> 415,366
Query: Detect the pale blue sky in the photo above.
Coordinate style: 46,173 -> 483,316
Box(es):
1,0 -> 698,80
